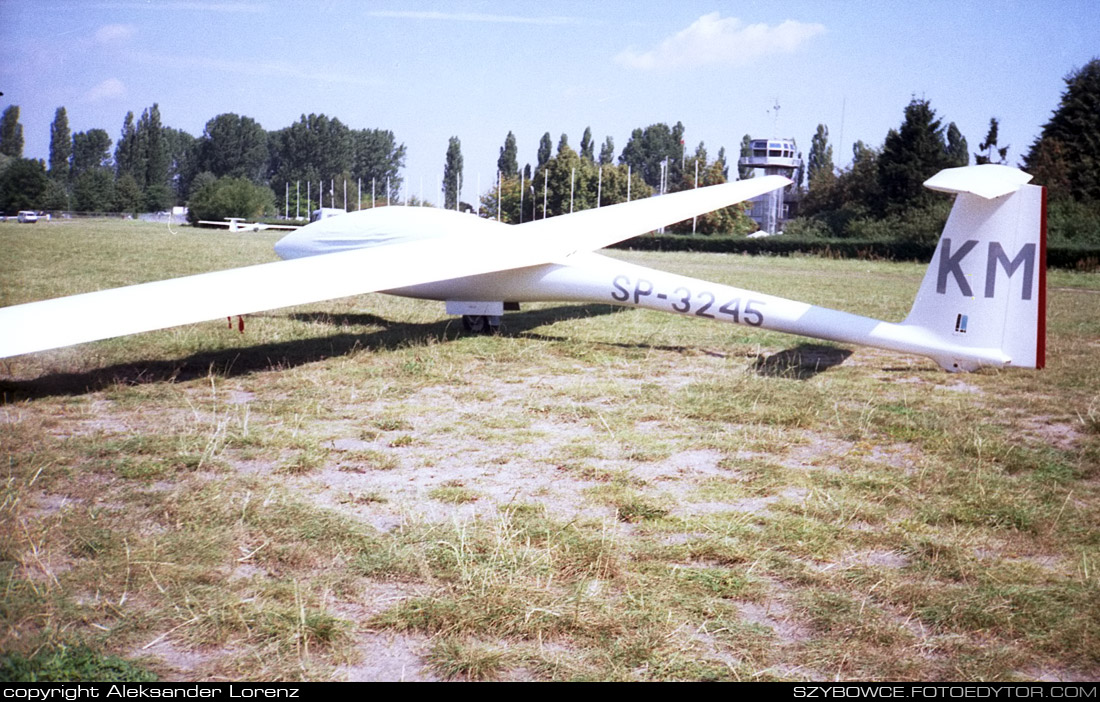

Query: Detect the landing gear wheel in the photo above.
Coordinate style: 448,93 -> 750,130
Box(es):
462,315 -> 502,334
462,315 -> 487,333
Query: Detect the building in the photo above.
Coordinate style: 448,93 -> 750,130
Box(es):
738,138 -> 802,235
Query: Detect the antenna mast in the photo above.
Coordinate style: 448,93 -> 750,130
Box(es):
768,98 -> 781,135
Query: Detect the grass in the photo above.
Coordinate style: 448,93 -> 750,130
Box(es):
1,219 -> 1098,681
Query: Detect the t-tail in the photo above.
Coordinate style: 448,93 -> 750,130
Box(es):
900,165 -> 1046,371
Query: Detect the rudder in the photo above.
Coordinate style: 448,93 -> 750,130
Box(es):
903,166 -> 1046,371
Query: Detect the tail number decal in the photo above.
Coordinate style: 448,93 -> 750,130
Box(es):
611,275 -> 765,326
937,239 -> 1036,300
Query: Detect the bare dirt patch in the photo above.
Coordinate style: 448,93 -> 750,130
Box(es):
337,632 -> 437,682
734,599 -> 810,646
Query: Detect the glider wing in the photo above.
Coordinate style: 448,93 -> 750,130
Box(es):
0,178 -> 788,358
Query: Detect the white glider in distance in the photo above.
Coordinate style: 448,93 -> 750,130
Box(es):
196,217 -> 300,233
0,165 -> 1045,372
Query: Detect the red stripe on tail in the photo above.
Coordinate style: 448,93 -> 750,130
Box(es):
1037,187 -> 1047,369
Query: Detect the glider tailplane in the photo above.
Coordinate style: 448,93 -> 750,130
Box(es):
902,177 -> 1046,372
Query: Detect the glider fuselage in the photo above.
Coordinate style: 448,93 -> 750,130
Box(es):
272,209 -> 1011,372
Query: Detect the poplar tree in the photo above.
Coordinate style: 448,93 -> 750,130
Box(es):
738,134 -> 754,180
536,132 -> 552,170
497,131 -> 518,177
580,127 -> 594,161
442,136 -> 463,210
945,122 -> 969,167
0,106 -> 24,157
598,136 -> 615,165
808,124 -> 833,188
49,107 -> 72,181
115,112 -> 142,187
138,104 -> 173,210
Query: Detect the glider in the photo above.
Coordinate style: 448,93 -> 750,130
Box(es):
0,165 -> 1044,372
196,217 -> 300,233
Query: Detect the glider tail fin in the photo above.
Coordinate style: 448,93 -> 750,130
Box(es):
901,166 -> 1046,372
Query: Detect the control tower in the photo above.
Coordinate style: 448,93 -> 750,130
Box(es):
738,138 -> 801,235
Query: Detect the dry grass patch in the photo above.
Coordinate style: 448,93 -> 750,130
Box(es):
2,223 -> 1099,680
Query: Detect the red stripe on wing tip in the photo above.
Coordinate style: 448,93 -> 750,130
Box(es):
1037,186 -> 1047,369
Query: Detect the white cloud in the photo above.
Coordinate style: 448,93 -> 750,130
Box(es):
94,23 -> 136,44
83,78 -> 126,102
100,2 -> 267,13
128,51 -> 383,89
368,10 -> 577,26
615,13 -> 825,71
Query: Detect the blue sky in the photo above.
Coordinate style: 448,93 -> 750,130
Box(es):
2,1 -> 1097,203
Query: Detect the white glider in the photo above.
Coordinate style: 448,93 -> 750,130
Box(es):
0,166 -> 1045,372
197,217 -> 300,233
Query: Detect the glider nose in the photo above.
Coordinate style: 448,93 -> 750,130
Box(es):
274,227 -> 310,260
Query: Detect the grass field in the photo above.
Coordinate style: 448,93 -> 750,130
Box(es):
1,218 -> 1098,681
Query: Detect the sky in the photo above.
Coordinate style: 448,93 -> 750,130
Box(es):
1,0 -> 1097,205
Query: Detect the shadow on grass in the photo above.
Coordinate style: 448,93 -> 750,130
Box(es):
0,304 -> 622,401
752,343 -> 852,379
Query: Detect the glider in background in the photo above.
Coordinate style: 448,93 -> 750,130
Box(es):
0,165 -> 1044,373
196,217 -> 300,233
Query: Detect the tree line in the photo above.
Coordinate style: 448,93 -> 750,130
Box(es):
793,59 -> 1100,246
471,123 -> 753,234
0,106 -> 406,219
0,57 -> 1095,245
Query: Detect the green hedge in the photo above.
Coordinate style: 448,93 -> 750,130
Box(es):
615,234 -> 1100,271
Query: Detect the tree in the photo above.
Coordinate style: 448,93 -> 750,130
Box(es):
945,122 -> 969,167
557,133 -> 569,155
497,131 -> 518,178
0,106 -> 24,158
808,124 -> 833,188
71,129 -> 113,180
1024,59 -> 1100,203
49,107 -> 72,181
484,146 -> 650,222
536,132 -> 552,169
665,142 -> 755,235
975,118 -> 1009,165
580,127 -> 594,161
877,98 -> 951,213
41,179 -> 69,211
801,140 -> 881,227
349,128 -> 405,201
0,158 -> 47,211
268,113 -> 355,194
164,127 -> 197,203
442,136 -> 463,210
114,173 -> 143,213
138,104 -> 173,210
71,167 -> 116,213
195,113 -> 268,183
618,122 -> 685,188
794,144 -> 805,190
186,176 -> 276,224
738,134 -> 754,180
599,136 -> 615,165
114,112 -> 141,186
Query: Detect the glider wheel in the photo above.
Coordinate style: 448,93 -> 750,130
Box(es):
462,315 -> 502,335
